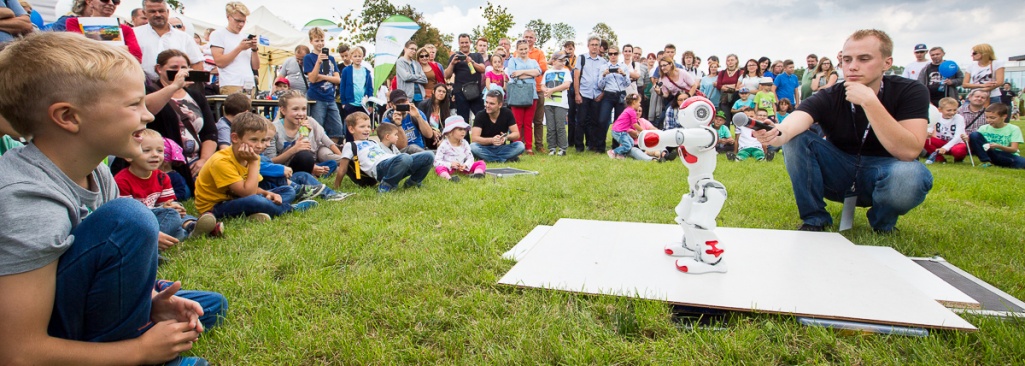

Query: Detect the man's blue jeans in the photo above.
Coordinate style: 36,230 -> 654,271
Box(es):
50,199 -> 227,341
783,131 -> 933,231
211,185 -> 296,219
375,152 -> 434,189
968,131 -> 1025,168
309,100 -> 344,140
470,142 -> 525,162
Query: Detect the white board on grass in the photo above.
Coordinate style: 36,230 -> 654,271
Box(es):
857,246 -> 979,309
501,225 -> 552,261
498,219 -> 976,331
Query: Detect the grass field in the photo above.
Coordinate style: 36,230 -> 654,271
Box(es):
165,121 -> 1025,365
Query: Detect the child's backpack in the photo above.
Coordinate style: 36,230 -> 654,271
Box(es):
346,141 -> 378,187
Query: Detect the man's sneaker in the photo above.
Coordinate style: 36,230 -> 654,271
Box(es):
799,222 -> 824,230
209,222 -> 225,237
324,192 -> 353,201
507,156 -> 520,162
556,149 -> 566,156
291,199 -> 318,212
188,212 -> 217,238
248,213 -> 272,222
450,175 -> 461,183
470,172 -> 485,179
766,148 -> 777,162
726,152 -> 737,161
548,148 -> 556,155
295,184 -> 326,202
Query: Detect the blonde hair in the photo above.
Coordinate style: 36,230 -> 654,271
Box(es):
276,90 -> 307,120
972,44 -> 996,63
938,97 -> 959,109
225,1 -> 250,16
308,27 -> 325,41
230,112 -> 269,137
140,129 -> 162,140
846,29 -> 893,58
0,33 -> 141,136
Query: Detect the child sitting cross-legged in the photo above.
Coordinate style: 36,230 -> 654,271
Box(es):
194,112 -> 318,222
333,112 -> 435,193
434,115 -> 487,182
734,107 -> 767,162
924,97 -> 968,164
115,129 -> 225,250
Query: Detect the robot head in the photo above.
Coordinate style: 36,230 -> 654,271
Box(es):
677,96 -> 716,129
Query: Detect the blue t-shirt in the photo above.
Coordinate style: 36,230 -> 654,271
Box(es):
352,67 -> 367,107
303,53 -> 339,102
732,97 -> 755,111
383,110 -> 429,149
773,73 -> 800,105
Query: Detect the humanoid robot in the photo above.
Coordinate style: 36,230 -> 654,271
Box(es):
636,96 -> 728,274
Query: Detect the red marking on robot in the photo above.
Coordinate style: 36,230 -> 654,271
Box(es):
644,133 -> 660,149
665,248 -> 674,255
704,241 -> 723,258
680,146 -> 698,164
677,264 -> 689,272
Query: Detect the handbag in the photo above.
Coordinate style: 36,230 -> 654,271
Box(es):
507,79 -> 534,107
460,82 -> 482,101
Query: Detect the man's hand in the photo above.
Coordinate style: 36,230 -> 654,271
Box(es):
157,233 -> 179,251
151,282 -> 204,333
754,127 -> 783,146
575,93 -> 582,104
238,38 -> 257,52
237,143 -> 261,163
263,191 -> 282,204
135,320 -> 200,365
844,82 -> 880,108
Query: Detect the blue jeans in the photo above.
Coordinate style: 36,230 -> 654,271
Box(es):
155,280 -> 228,331
260,171 -> 339,197
611,130 -> 635,156
599,93 -> 625,151
783,131 -> 933,231
968,132 -> 1025,168
375,152 -> 434,189
211,185 -> 296,219
310,100 -> 344,140
471,141 -> 525,162
152,207 -> 197,242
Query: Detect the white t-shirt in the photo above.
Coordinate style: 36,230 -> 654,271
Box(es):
736,124 -> 761,150
967,60 -> 1006,98
209,28 -> 255,89
928,114 -> 966,150
542,69 -> 572,109
134,24 -> 204,80
339,140 -> 397,179
902,61 -> 930,80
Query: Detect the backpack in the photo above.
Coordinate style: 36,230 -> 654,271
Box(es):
345,141 -> 378,187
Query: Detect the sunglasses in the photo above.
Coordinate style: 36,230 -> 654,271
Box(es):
418,54 -> 429,59
172,24 -> 184,29
971,51 -> 979,55
99,0 -> 121,4
608,52 -> 619,56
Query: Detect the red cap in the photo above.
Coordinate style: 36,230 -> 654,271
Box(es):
274,77 -> 289,86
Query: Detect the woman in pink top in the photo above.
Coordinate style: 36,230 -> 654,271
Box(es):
658,56 -> 698,102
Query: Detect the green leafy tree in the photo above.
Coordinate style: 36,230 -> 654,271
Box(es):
167,0 -> 183,12
550,22 -> 575,47
338,0 -> 453,63
525,19 -> 551,48
590,22 -> 618,47
470,2 -> 515,47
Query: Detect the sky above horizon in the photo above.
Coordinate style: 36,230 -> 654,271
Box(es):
120,0 -> 1024,68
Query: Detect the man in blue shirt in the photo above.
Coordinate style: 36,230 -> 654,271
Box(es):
573,36 -> 609,153
773,59 -> 801,105
0,0 -> 32,43
382,90 -> 439,153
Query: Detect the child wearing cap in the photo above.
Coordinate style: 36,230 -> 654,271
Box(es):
542,51 -> 573,156
434,116 -> 487,182
753,77 -> 778,117
731,87 -> 756,116
272,77 -> 290,99
115,129 -> 225,248
711,111 -> 736,157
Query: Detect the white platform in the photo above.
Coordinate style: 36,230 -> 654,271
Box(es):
498,219 -> 976,331
858,246 -> 979,309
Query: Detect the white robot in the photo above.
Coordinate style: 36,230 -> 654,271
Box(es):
636,96 -> 728,274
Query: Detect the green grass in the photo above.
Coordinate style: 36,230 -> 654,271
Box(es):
166,122 -> 1025,365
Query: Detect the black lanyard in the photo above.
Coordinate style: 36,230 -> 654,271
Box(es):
847,80 -> 883,195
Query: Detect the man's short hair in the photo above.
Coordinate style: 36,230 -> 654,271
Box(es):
562,40 -> 575,48
225,1 -> 250,16
664,44 -> 676,51
969,89 -> 989,98
937,97 -> 958,109
486,89 -> 505,105
587,35 -> 600,45
404,40 -> 417,49
986,103 -> 1009,116
783,59 -> 795,67
847,29 -> 893,58
345,111 -> 370,128
223,93 -> 252,116
476,37 -> 487,45
295,45 -> 310,54
308,27 -> 325,41
131,8 -> 144,17
929,46 -> 945,53
337,43 -> 350,54
376,121 -> 402,137
0,33 -> 141,137
230,112 -> 269,136
622,43 -> 633,51
458,33 -> 470,41
807,54 -> 818,60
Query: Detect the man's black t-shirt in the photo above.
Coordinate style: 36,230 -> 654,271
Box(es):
473,107 -> 516,138
448,52 -> 485,88
922,63 -> 945,104
797,75 -> 929,158
1000,88 -> 1016,106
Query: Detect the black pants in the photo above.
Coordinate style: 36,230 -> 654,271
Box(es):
567,84 -> 579,150
454,89 -> 484,123
577,97 -> 602,152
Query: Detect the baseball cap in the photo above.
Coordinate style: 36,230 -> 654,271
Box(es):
274,77 -> 289,86
715,111 -> 726,120
552,51 -> 569,61
914,44 -> 927,52
739,87 -> 750,93
389,89 -> 408,104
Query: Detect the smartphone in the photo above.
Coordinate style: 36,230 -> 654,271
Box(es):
321,48 -> 329,55
247,34 -> 256,40
166,70 -> 211,83
395,104 -> 410,112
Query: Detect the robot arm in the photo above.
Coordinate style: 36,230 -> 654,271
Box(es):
637,96 -> 718,153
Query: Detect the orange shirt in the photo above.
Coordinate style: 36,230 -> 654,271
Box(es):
528,47 -> 548,91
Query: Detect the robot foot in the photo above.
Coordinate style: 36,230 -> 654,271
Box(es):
675,258 -> 728,274
664,241 -> 696,257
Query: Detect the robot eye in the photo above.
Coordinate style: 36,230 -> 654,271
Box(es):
694,104 -> 711,123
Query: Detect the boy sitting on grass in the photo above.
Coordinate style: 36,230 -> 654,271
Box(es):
964,103 -> 1025,169
0,33 -> 223,365
216,93 -> 252,150
711,111 -> 737,160
116,129 -> 224,250
734,107 -> 766,162
260,120 -> 351,201
194,112 -> 318,221
333,112 -> 435,193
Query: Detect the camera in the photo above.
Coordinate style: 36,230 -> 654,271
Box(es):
609,67 -> 620,74
166,70 -> 210,83
395,104 -> 410,112
456,53 -> 467,61
321,48 -> 329,55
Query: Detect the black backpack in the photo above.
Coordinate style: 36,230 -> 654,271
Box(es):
345,141 -> 378,187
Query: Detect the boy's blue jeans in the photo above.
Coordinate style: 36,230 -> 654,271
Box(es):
259,171 -> 338,197
152,207 -> 196,241
49,199 -> 227,341
375,152 -> 434,189
968,132 -> 1025,168
309,100 -> 344,140
783,131 -> 933,231
211,186 -> 296,219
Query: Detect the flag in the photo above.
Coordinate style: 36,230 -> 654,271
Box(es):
373,15 -> 420,91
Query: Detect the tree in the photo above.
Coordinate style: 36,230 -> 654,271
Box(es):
524,19 -> 574,51
591,22 -> 618,47
470,2 -> 515,47
338,0 -> 454,63
525,19 -> 551,48
167,0 -> 183,11
550,23 -> 575,47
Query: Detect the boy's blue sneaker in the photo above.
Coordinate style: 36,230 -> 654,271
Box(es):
295,184 -> 326,202
377,183 -> 394,194
291,200 -> 318,212
162,356 -> 209,366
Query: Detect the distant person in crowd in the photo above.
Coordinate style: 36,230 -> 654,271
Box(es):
506,39 -> 543,153
902,43 -> 930,80
563,41 -> 580,149
168,16 -> 184,32
916,47 -> 962,107
716,53 -> 743,122
433,115 -> 486,182
209,2 -> 259,96
498,38 -> 512,64
773,59 -> 801,105
738,59 -> 762,96
699,56 -> 722,107
484,52 -> 508,92
767,60 -> 784,81
964,103 -> 1024,169
265,91 -> 343,177
681,50 -> 703,79
575,36 -> 608,152
446,33 -> 486,122
471,90 -> 525,162
475,37 -> 488,55
958,89 -> 990,135
658,55 -> 698,101
278,45 -> 310,95
58,0 -> 142,62
335,43 -> 350,68
131,7 -> 147,26
382,89 -> 439,151
521,29 -> 548,153
834,50 -> 845,82
0,0 -> 31,42
302,27 -> 343,143
621,44 -> 642,97
776,98 -> 794,122
543,51 -> 573,156
340,45 -> 374,128
800,54 -> 818,102
631,45 -> 649,107
963,43 -> 1005,106
216,93 -> 251,149
757,57 -> 772,77
418,46 -> 445,99
999,82 -> 1017,123
598,44 -> 632,152
396,40 -> 427,103
334,113 -> 435,193
810,57 -> 838,94
418,83 -> 452,130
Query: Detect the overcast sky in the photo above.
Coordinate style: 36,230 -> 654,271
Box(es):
131,0 -> 1024,68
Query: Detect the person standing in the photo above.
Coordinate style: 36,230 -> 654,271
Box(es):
916,47 -> 962,107
773,60 -> 801,105
597,45 -> 632,152
130,7 -> 147,26
277,45 -> 310,95
523,29 -> 549,153
446,33 -> 487,123
902,43 -> 930,81
800,54 -> 818,103
699,56 -> 721,108
505,40 -> 543,153
395,41 -> 428,103
574,36 -> 609,152
716,54 -> 744,122
302,27 -> 344,143
963,44 -> 1005,107
134,0 -> 203,80
209,2 -> 259,96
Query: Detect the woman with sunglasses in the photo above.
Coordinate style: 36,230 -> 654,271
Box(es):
58,0 -> 143,62
964,44 -> 1005,107
396,41 -> 428,103
417,46 -> 446,100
